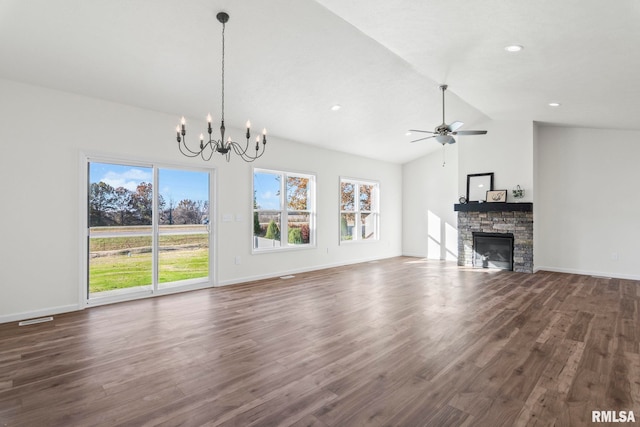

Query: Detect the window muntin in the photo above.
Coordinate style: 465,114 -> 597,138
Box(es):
340,178 -> 379,242
254,169 -> 315,251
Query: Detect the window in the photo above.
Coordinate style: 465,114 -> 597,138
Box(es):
253,168 -> 315,251
340,178 -> 379,242
87,160 -> 211,300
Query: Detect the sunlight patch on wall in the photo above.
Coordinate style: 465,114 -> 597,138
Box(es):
427,210 -> 441,260
445,222 -> 458,261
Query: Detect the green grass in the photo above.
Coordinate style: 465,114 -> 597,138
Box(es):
89,252 -> 153,292
158,248 -> 209,283
89,235 -> 209,293
90,234 -> 208,252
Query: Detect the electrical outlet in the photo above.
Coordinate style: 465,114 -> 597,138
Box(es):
235,256 -> 241,265
611,252 -> 619,261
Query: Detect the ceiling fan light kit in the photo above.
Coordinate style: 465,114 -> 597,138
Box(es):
175,11 -> 267,163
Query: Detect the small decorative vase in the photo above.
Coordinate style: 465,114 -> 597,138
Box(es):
512,185 -> 524,202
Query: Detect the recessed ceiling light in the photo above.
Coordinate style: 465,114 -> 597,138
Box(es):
405,132 -> 412,136
505,45 -> 523,53
548,102 -> 561,107
331,104 -> 341,111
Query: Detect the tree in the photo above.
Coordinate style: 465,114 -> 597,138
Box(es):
89,182 -> 117,226
253,190 -> 261,234
160,198 -> 175,225
340,182 -> 355,211
113,186 -> 133,225
287,177 -> 309,210
359,184 -> 374,211
288,228 -> 302,244
129,182 -> 153,225
174,199 -> 203,224
265,220 -> 280,240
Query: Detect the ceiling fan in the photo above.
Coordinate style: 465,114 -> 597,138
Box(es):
410,84 -> 487,146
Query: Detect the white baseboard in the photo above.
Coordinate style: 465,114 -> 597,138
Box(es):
0,304 -> 80,325
534,265 -> 640,281
216,254 -> 402,287
401,252 -> 427,258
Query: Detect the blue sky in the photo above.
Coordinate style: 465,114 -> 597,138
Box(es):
89,162 -> 209,203
254,171 -> 281,210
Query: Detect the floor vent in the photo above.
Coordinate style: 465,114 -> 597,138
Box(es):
280,275 -> 295,279
19,316 -> 54,326
591,275 -> 612,280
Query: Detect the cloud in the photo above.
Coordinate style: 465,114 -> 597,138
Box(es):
101,168 -> 152,191
258,191 -> 279,209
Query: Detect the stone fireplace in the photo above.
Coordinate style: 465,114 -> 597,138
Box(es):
455,203 -> 533,273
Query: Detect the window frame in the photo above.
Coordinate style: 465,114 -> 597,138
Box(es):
339,177 -> 380,244
252,167 -> 316,253
80,153 -> 216,308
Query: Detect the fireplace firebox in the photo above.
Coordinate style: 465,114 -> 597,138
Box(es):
473,232 -> 514,271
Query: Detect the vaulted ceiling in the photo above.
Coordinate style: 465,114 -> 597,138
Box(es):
1,0 -> 638,163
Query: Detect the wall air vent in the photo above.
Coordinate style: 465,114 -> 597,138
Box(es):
18,316 -> 53,326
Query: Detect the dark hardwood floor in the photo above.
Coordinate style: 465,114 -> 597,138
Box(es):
1,257 -> 639,426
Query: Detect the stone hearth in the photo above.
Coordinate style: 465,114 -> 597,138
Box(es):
455,203 -> 533,273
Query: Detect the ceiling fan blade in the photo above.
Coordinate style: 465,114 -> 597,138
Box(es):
453,130 -> 488,135
447,121 -> 464,132
411,136 -> 436,143
408,129 -> 436,134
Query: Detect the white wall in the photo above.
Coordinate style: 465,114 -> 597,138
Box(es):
458,120 -> 534,202
0,79 -> 402,322
404,120 -> 640,280
216,136 -> 403,285
403,120 -> 534,260
402,145 -> 458,260
535,125 -> 640,279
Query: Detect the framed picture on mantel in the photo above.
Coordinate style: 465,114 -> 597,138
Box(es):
466,172 -> 494,203
486,189 -> 507,203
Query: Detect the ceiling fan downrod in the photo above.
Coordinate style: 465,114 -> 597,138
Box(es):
440,84 -> 448,125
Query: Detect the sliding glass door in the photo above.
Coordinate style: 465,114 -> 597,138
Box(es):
157,168 -> 210,289
87,160 -> 211,301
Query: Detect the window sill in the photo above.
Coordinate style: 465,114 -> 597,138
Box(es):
339,239 -> 380,246
252,244 -> 317,255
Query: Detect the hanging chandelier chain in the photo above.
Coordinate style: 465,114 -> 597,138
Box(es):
221,20 -> 225,122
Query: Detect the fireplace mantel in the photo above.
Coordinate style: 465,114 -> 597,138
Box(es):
454,202 -> 532,212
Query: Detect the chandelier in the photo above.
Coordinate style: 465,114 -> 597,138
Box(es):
176,12 -> 267,162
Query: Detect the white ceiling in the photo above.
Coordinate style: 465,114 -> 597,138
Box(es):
1,0 -> 639,163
